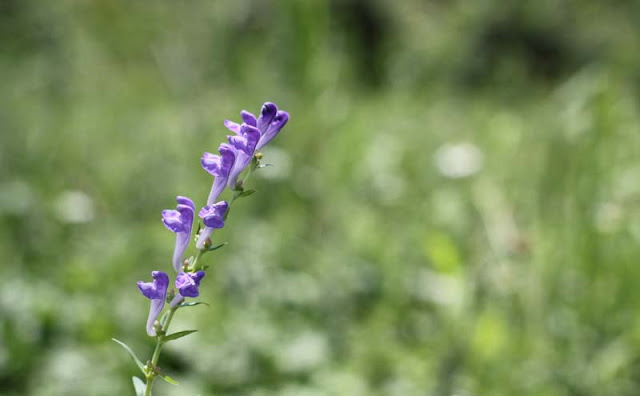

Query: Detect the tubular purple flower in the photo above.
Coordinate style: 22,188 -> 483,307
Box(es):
226,124 -> 261,189
162,196 -> 195,273
241,110 -> 257,126
256,110 -> 289,151
199,201 -> 229,228
223,120 -> 242,135
137,271 -> 169,336
226,102 -> 290,152
201,143 -> 236,205
177,271 -> 206,297
169,271 -> 206,307
195,201 -> 229,250
256,102 -> 278,133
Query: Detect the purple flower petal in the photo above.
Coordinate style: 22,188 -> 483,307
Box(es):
176,204 -> 194,230
226,152 -> 251,189
203,144 -> 236,205
199,201 -> 229,229
228,135 -> 252,156
256,110 -> 289,150
257,102 -> 278,132
242,124 -> 261,152
206,177 -> 227,207
224,120 -> 242,135
161,210 -> 184,233
175,271 -> 206,298
137,271 -> 169,300
225,124 -> 261,188
203,216 -> 224,229
145,298 -> 164,336
218,143 -> 236,176
241,110 -> 257,127
227,124 -> 260,156
137,271 -> 169,336
201,152 -> 221,176
162,197 -> 196,272
176,196 -> 195,211
169,294 -> 184,308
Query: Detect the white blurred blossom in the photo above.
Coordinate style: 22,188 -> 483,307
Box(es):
54,190 -> 94,223
434,143 -> 483,178
275,331 -> 329,373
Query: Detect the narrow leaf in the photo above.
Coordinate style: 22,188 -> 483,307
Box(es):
257,163 -> 272,168
206,242 -> 228,251
162,330 -> 198,343
179,301 -> 210,308
112,338 -> 145,372
132,376 -> 145,396
239,189 -> 256,197
158,373 -> 179,385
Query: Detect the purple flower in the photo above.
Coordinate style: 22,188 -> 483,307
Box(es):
176,271 -> 206,297
255,105 -> 289,151
225,124 -> 261,189
195,201 -> 229,249
162,196 -> 195,273
170,271 -> 206,307
227,102 -> 290,152
199,201 -> 229,228
137,271 -> 169,336
201,143 -> 236,205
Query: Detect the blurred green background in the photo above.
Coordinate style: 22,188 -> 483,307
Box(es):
2,0 -> 640,395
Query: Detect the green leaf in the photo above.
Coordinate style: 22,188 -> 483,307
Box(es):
257,163 -> 272,168
179,301 -> 210,308
162,330 -> 198,343
239,189 -> 256,197
158,373 -> 179,385
132,376 -> 145,396
112,338 -> 145,373
206,242 -> 228,251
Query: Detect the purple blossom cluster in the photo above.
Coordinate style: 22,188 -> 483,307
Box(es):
136,102 -> 289,336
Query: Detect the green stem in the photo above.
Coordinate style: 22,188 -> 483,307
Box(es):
143,248 -> 206,395
192,249 -> 206,271
144,306 -> 178,395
